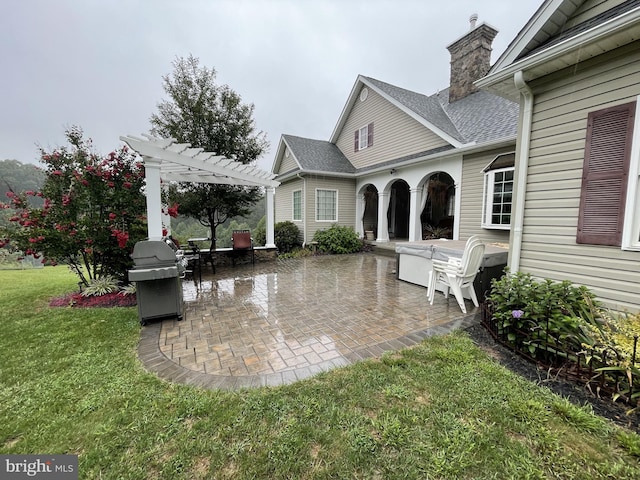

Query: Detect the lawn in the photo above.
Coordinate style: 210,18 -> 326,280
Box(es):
1,267 -> 640,479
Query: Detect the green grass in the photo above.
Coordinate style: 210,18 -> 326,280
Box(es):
2,267 -> 640,479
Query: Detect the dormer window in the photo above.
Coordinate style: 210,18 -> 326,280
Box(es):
354,123 -> 374,152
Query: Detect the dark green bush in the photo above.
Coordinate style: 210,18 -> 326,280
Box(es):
253,217 -> 266,246
313,224 -> 362,254
274,221 -> 302,253
488,271 -> 600,357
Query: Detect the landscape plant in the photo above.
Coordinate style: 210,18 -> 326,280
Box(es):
313,224 -> 362,254
487,271 -> 640,411
487,270 -> 601,358
0,127 -> 148,285
274,221 -> 302,253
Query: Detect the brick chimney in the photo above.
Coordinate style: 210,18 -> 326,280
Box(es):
446,15 -> 498,103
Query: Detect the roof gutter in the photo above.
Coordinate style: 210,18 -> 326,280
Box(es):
509,71 -> 534,274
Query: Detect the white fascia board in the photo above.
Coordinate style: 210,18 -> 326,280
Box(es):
490,0 -> 567,72
329,75 -> 365,143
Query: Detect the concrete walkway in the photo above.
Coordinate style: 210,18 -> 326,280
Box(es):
138,253 -> 480,390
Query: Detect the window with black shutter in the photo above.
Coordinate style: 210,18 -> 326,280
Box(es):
577,102 -> 635,246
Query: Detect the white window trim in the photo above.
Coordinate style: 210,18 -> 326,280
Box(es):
482,166 -> 514,230
315,188 -> 338,222
358,125 -> 368,151
622,95 -> 640,251
292,189 -> 302,222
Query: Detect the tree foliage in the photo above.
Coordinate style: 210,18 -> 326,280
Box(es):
0,127 -> 147,285
150,54 -> 269,249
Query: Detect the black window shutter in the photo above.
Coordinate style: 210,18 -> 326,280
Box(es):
367,123 -> 374,147
577,102 -> 635,246
354,130 -> 359,152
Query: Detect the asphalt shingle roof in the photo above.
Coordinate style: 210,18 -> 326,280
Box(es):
278,74 -> 518,174
282,135 -> 355,174
364,76 -> 518,144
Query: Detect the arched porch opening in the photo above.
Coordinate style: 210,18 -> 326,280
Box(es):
388,179 -> 410,240
420,172 -> 455,240
362,184 -> 378,239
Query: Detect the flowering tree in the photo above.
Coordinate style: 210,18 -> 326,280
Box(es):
0,127 -> 149,285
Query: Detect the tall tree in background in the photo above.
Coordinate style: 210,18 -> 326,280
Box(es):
150,55 -> 269,249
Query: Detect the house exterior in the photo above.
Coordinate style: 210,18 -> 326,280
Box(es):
477,0 -> 640,311
271,18 -> 519,248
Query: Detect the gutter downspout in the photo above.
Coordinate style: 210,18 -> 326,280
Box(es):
297,173 -> 308,246
511,71 -> 534,273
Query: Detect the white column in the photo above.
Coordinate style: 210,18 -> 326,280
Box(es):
265,187 -> 276,248
355,192 -> 365,237
409,187 -> 421,241
144,157 -> 163,241
377,191 -> 390,243
161,183 -> 171,236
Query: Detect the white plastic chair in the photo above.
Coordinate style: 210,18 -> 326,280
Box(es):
427,236 -> 485,314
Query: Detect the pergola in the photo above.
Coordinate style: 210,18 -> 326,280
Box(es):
119,134 -> 280,247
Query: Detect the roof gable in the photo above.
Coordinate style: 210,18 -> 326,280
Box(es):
480,0 -> 640,98
328,75 -> 518,149
276,135 -> 355,176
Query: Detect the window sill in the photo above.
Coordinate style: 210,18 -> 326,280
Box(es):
482,224 -> 511,231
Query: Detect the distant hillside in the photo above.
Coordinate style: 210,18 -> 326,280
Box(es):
0,160 -> 46,205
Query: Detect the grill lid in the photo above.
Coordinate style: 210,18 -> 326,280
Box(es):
131,240 -> 178,268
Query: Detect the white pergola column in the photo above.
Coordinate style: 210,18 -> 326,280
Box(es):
265,187 -> 276,248
377,191 -> 390,243
143,156 -> 163,241
409,187 -> 422,241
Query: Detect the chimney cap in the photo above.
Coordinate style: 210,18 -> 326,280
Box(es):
469,13 -> 478,30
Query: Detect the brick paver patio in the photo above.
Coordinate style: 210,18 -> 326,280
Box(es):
138,253 -> 479,390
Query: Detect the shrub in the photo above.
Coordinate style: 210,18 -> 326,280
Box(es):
274,221 -> 302,253
313,224 -> 362,254
1,127 -> 147,285
488,271 -> 600,357
253,216 -> 266,246
81,275 -> 120,297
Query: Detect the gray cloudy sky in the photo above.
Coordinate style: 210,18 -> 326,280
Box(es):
1,0 -> 542,172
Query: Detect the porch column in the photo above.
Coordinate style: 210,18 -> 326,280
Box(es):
409,187 -> 422,241
355,192 -> 365,237
143,156 -> 163,241
377,191 -> 390,243
265,187 -> 276,248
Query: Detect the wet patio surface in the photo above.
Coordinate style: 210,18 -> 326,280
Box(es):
138,253 -> 480,390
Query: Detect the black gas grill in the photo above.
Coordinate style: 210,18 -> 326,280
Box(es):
129,240 -> 184,325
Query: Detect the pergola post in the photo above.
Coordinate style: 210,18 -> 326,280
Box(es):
144,156 -> 163,241
265,187 -> 276,248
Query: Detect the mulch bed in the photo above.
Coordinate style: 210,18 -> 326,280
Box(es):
466,323 -> 640,433
49,292 -> 137,308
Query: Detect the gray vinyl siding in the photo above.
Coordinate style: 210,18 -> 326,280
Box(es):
520,41 -> 640,310
304,176 -> 356,241
335,86 -> 450,170
275,178 -> 304,226
459,149 -> 513,244
278,149 -> 298,174
564,0 -> 627,29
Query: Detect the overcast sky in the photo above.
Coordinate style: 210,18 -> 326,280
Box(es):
1,0 -> 542,172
